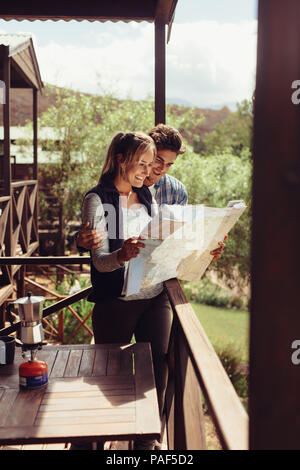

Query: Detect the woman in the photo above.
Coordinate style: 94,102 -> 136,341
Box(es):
82,132 -> 172,450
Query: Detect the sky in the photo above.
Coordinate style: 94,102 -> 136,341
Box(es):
0,0 -> 258,110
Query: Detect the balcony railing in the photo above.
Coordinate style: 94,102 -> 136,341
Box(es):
0,256 -> 249,450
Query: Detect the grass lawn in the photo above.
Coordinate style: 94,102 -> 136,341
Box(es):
190,302 -> 250,362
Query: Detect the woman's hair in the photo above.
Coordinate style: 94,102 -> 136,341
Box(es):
99,131 -> 156,182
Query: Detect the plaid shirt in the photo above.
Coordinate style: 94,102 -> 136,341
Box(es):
153,174 -> 188,206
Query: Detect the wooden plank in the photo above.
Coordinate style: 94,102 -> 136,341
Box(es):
78,348 -> 95,376
0,389 -> 18,426
46,376 -> 133,392
0,256 -> 91,265
92,348 -> 108,376
0,422 -> 138,445
165,279 -> 248,450
50,349 -> 69,378
37,408 -> 135,421
4,388 -> 45,427
1,444 -> 23,450
0,284 -> 13,306
64,349 -> 82,377
134,342 -> 160,437
35,409 -> 135,426
39,395 -> 135,412
107,348 -> 120,375
250,0 -> 300,450
21,444 -> 44,450
43,443 -> 67,450
177,331 -> 206,450
120,344 -> 134,375
37,348 -> 57,376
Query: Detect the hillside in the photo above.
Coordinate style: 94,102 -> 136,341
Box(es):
1,85 -> 230,139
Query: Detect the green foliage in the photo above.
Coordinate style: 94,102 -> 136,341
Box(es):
215,344 -> 249,399
167,105 -> 205,151
202,99 -> 253,157
171,150 -> 252,285
182,278 -> 245,309
45,274 -> 94,344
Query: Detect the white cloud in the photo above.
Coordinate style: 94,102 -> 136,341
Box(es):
31,20 -> 257,108
167,20 -> 257,107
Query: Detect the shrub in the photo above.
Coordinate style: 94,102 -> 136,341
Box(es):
215,344 -> 249,399
182,277 -> 245,309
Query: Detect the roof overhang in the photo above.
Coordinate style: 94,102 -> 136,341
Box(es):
0,0 -> 178,25
0,35 -> 44,90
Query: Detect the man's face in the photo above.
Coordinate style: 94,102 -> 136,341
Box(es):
144,149 -> 177,186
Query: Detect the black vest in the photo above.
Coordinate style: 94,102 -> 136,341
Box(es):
86,173 -> 153,302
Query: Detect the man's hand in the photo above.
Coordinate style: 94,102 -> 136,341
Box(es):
77,222 -> 105,250
210,234 -> 228,260
117,237 -> 146,265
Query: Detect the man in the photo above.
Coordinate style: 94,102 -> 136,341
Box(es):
77,123 -> 224,258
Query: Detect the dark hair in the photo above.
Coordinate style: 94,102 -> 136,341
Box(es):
100,131 -> 156,182
148,124 -> 186,155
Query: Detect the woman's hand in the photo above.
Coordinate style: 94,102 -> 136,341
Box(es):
117,237 -> 146,265
77,221 -> 105,250
210,234 -> 228,260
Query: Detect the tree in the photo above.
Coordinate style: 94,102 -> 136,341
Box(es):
202,99 -> 253,157
170,149 -> 252,287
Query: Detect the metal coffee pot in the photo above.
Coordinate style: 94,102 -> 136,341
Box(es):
8,291 -> 45,346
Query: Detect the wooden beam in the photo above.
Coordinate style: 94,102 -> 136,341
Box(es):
0,1 -> 157,21
155,21 -> 166,125
33,89 -> 38,179
0,256 -> 90,265
155,0 -> 177,23
2,46 -> 12,277
2,45 -> 11,198
250,0 -> 300,450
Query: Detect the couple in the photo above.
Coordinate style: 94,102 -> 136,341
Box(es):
79,125 -> 225,451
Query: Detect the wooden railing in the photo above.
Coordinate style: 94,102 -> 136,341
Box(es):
0,256 -> 91,341
0,257 -> 249,450
164,279 -> 249,450
0,181 -> 39,306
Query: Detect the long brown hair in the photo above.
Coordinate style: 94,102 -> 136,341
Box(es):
99,132 -> 156,183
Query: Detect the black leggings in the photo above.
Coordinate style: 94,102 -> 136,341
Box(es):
92,290 -> 172,420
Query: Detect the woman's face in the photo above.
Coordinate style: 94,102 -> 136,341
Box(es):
123,149 -> 154,187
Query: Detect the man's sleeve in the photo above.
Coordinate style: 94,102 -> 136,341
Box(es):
177,183 -> 188,206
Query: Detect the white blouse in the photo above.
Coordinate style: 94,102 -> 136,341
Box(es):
82,192 -> 163,301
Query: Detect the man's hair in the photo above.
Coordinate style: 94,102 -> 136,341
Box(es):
148,124 -> 186,155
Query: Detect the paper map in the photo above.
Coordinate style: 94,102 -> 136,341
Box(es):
123,201 -> 246,297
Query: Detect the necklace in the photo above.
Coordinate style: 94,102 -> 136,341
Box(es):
119,190 -> 132,198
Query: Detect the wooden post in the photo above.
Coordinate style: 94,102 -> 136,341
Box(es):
250,0 -> 300,449
33,88 -> 38,180
33,89 -> 39,252
16,265 -> 25,299
58,310 -> 64,343
155,20 -> 166,125
2,45 -> 12,270
2,45 -> 11,197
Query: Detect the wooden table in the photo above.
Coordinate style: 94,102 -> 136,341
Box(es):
0,343 -> 160,446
